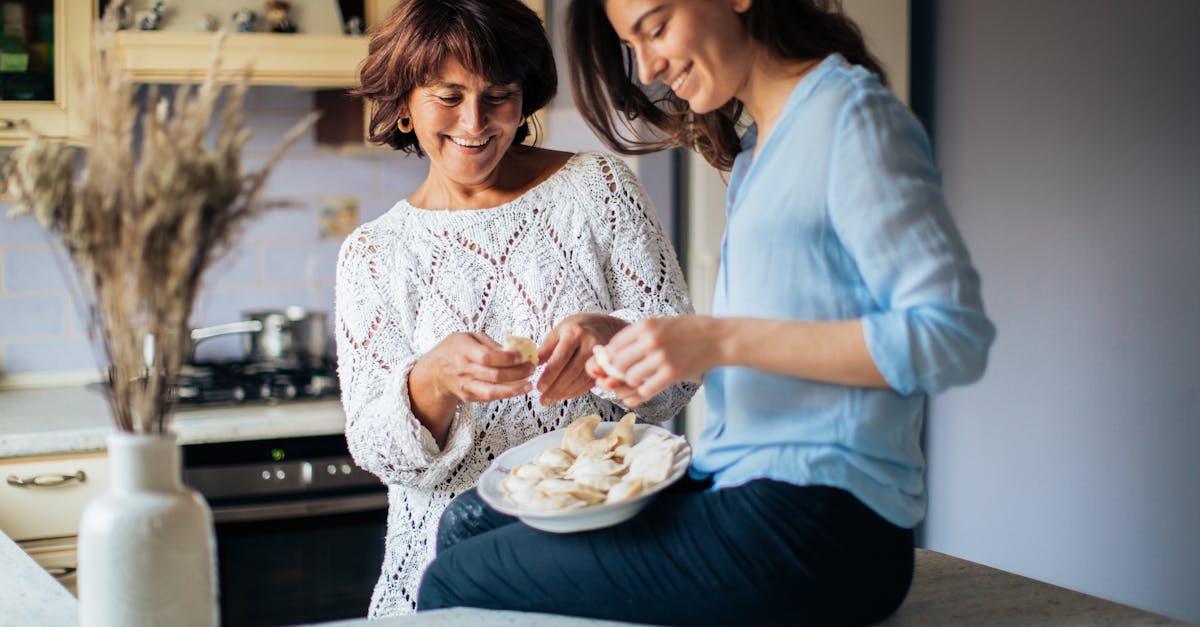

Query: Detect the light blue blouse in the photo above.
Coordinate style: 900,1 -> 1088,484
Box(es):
690,54 -> 995,528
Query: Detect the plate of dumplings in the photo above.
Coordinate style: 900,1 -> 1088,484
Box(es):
478,412 -> 691,533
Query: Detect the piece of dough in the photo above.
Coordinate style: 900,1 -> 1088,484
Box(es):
503,335 -> 539,365
591,345 -> 627,382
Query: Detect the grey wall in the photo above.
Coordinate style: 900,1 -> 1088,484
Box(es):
922,0 -> 1200,621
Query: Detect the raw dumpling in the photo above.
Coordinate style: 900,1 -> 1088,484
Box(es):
531,446 -> 575,471
562,414 -> 602,457
565,454 -> 628,480
625,440 -> 679,485
605,478 -> 646,504
537,478 -> 607,505
500,475 -> 539,496
573,473 -> 623,493
503,335 -> 539,365
508,488 -> 589,511
612,412 -> 637,448
512,462 -> 560,481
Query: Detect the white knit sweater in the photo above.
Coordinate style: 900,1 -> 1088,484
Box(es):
334,152 -> 697,618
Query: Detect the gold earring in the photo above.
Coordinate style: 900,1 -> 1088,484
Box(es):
397,117 -> 413,133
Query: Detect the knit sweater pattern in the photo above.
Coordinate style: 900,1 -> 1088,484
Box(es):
334,152 -> 696,617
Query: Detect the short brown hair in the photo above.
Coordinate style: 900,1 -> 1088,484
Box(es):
354,0 -> 557,154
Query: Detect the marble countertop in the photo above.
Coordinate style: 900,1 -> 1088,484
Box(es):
0,385 -> 346,459
0,530 -> 76,627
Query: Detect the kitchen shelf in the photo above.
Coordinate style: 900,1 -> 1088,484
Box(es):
112,31 -> 368,88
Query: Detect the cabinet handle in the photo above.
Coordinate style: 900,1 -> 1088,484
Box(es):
0,118 -> 18,130
5,470 -> 87,488
46,566 -> 77,579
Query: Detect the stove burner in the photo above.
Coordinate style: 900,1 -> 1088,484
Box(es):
177,359 -> 339,405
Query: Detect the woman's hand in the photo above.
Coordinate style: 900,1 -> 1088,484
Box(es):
409,332 -> 537,447
422,332 -> 537,403
537,313 -> 628,406
586,315 -> 720,407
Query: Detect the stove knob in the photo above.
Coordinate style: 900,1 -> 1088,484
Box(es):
232,386 -> 246,403
283,384 -> 298,399
260,384 -> 272,400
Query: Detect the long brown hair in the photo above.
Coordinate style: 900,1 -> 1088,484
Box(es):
353,0 -> 557,155
567,0 -> 887,171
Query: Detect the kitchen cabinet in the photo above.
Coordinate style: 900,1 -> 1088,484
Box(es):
0,451 -> 109,542
0,0 -> 91,145
1,451 -> 108,597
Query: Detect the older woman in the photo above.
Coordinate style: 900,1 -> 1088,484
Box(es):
335,0 -> 696,618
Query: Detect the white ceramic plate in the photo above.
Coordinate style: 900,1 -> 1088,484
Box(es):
478,422 -> 691,534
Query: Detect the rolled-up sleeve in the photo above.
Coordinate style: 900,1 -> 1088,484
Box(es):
828,91 -> 996,395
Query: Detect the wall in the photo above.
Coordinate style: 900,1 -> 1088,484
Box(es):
921,0 -> 1200,621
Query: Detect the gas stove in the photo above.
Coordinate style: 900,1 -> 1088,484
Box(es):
176,359 -> 339,406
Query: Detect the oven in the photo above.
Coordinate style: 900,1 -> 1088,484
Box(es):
182,434 -> 387,627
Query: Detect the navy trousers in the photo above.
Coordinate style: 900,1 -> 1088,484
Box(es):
419,478 -> 913,626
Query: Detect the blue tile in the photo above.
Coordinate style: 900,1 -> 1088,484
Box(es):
374,154 -> 430,197
0,214 -> 59,246
3,248 -> 71,292
360,196 -> 404,222
243,109 -> 317,153
262,242 -> 342,284
205,247 -> 260,285
242,204 -> 321,242
2,338 -> 98,373
263,155 -> 377,196
0,295 -> 67,337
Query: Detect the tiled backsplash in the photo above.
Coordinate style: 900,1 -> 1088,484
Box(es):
0,86 -> 426,375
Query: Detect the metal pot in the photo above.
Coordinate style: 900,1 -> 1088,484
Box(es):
188,307 -> 330,366
284,306 -> 330,367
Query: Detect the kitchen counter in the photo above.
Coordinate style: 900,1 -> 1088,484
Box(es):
0,385 -> 345,459
0,529 -> 76,627
2,525 -> 1183,627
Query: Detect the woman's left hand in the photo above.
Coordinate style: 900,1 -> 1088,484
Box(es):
587,315 -> 718,407
537,313 -> 628,406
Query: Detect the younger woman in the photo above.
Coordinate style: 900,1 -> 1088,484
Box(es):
420,2 -> 995,624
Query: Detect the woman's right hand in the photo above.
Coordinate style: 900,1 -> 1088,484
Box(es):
408,332 -> 536,447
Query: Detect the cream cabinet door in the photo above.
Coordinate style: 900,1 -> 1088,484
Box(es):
0,452 -> 109,542
0,0 -> 91,145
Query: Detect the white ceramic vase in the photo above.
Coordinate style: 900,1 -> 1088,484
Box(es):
77,431 -> 218,627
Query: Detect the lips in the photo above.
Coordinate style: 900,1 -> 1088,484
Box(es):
449,136 -> 491,148
669,63 -> 693,95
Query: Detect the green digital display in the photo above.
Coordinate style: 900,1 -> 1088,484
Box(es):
270,448 -> 286,462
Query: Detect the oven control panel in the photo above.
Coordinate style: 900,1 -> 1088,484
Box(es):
181,434 -> 381,501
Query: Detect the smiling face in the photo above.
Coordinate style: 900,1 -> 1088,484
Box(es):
406,58 -> 525,189
604,0 -> 754,114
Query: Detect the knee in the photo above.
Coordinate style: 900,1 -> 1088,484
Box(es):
417,552 -> 460,611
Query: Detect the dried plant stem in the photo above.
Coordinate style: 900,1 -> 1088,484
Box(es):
3,5 -> 317,433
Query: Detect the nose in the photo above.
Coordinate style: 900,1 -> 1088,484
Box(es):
633,43 -> 665,86
460,97 -> 486,132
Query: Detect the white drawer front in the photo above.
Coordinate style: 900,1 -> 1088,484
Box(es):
0,453 -> 109,541
21,536 -> 79,597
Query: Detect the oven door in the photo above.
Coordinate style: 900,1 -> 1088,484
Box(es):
212,492 -> 387,627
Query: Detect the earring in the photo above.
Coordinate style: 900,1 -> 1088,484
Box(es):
397,117 -> 413,133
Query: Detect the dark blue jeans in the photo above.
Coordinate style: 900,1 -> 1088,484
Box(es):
419,478 -> 913,626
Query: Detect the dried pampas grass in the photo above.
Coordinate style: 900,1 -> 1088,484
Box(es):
2,5 -> 317,433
